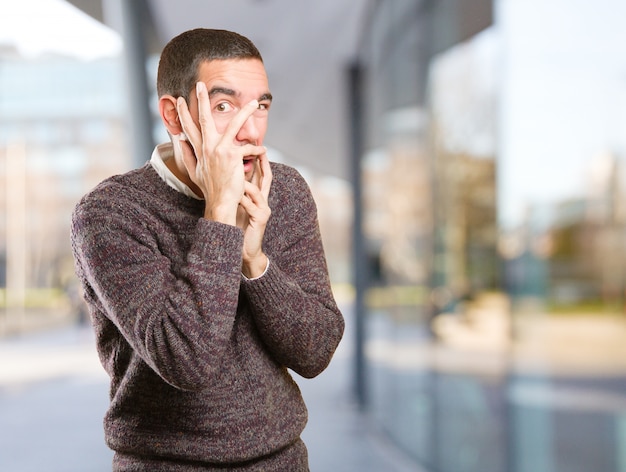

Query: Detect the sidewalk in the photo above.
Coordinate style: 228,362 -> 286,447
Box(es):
298,316 -> 423,472
0,313 -> 423,472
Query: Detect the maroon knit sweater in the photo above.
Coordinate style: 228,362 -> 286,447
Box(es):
70,161 -> 344,470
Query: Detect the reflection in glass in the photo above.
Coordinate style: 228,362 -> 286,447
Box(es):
361,1 -> 626,471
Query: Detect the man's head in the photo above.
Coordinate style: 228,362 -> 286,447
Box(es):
156,28 -> 272,191
157,28 -> 263,101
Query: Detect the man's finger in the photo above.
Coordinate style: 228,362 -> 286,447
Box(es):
243,181 -> 262,202
258,153 -> 273,200
222,99 -> 259,143
195,81 -> 217,146
177,137 -> 200,185
239,144 -> 267,158
176,97 -> 201,153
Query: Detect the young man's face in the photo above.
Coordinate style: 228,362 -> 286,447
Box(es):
187,58 -> 272,179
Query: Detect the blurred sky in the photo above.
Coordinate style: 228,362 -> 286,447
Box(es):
498,0 -> 626,228
0,0 -> 121,60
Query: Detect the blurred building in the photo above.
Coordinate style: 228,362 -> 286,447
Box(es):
357,1 -> 626,472
0,55 -> 131,331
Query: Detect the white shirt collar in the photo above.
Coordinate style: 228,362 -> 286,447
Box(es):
150,143 -> 203,200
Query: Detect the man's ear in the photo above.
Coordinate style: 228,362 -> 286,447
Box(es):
159,95 -> 184,136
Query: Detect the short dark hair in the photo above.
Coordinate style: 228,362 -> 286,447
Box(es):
156,29 -> 263,100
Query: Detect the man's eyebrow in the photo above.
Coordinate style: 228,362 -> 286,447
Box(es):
207,87 -> 273,103
208,86 -> 236,97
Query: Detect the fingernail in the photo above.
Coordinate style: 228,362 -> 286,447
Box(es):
196,81 -> 204,96
250,99 -> 259,108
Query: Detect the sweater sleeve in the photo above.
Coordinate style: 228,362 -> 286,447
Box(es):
240,168 -> 344,378
71,192 -> 244,392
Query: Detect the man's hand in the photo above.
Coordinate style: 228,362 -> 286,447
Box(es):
177,81 -> 273,278
176,81 -> 266,225
239,155 -> 273,278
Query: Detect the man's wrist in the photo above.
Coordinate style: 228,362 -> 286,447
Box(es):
204,203 -> 237,226
242,255 -> 269,280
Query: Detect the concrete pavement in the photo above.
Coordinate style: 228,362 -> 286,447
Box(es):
0,316 -> 422,472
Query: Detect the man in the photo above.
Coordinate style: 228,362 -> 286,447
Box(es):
70,28 -> 344,471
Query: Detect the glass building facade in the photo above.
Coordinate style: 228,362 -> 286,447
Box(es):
358,1 -> 626,471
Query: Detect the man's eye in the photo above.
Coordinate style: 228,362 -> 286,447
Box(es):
215,102 -> 234,112
258,102 -> 270,111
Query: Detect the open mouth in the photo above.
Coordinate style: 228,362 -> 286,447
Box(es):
243,156 -> 256,172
